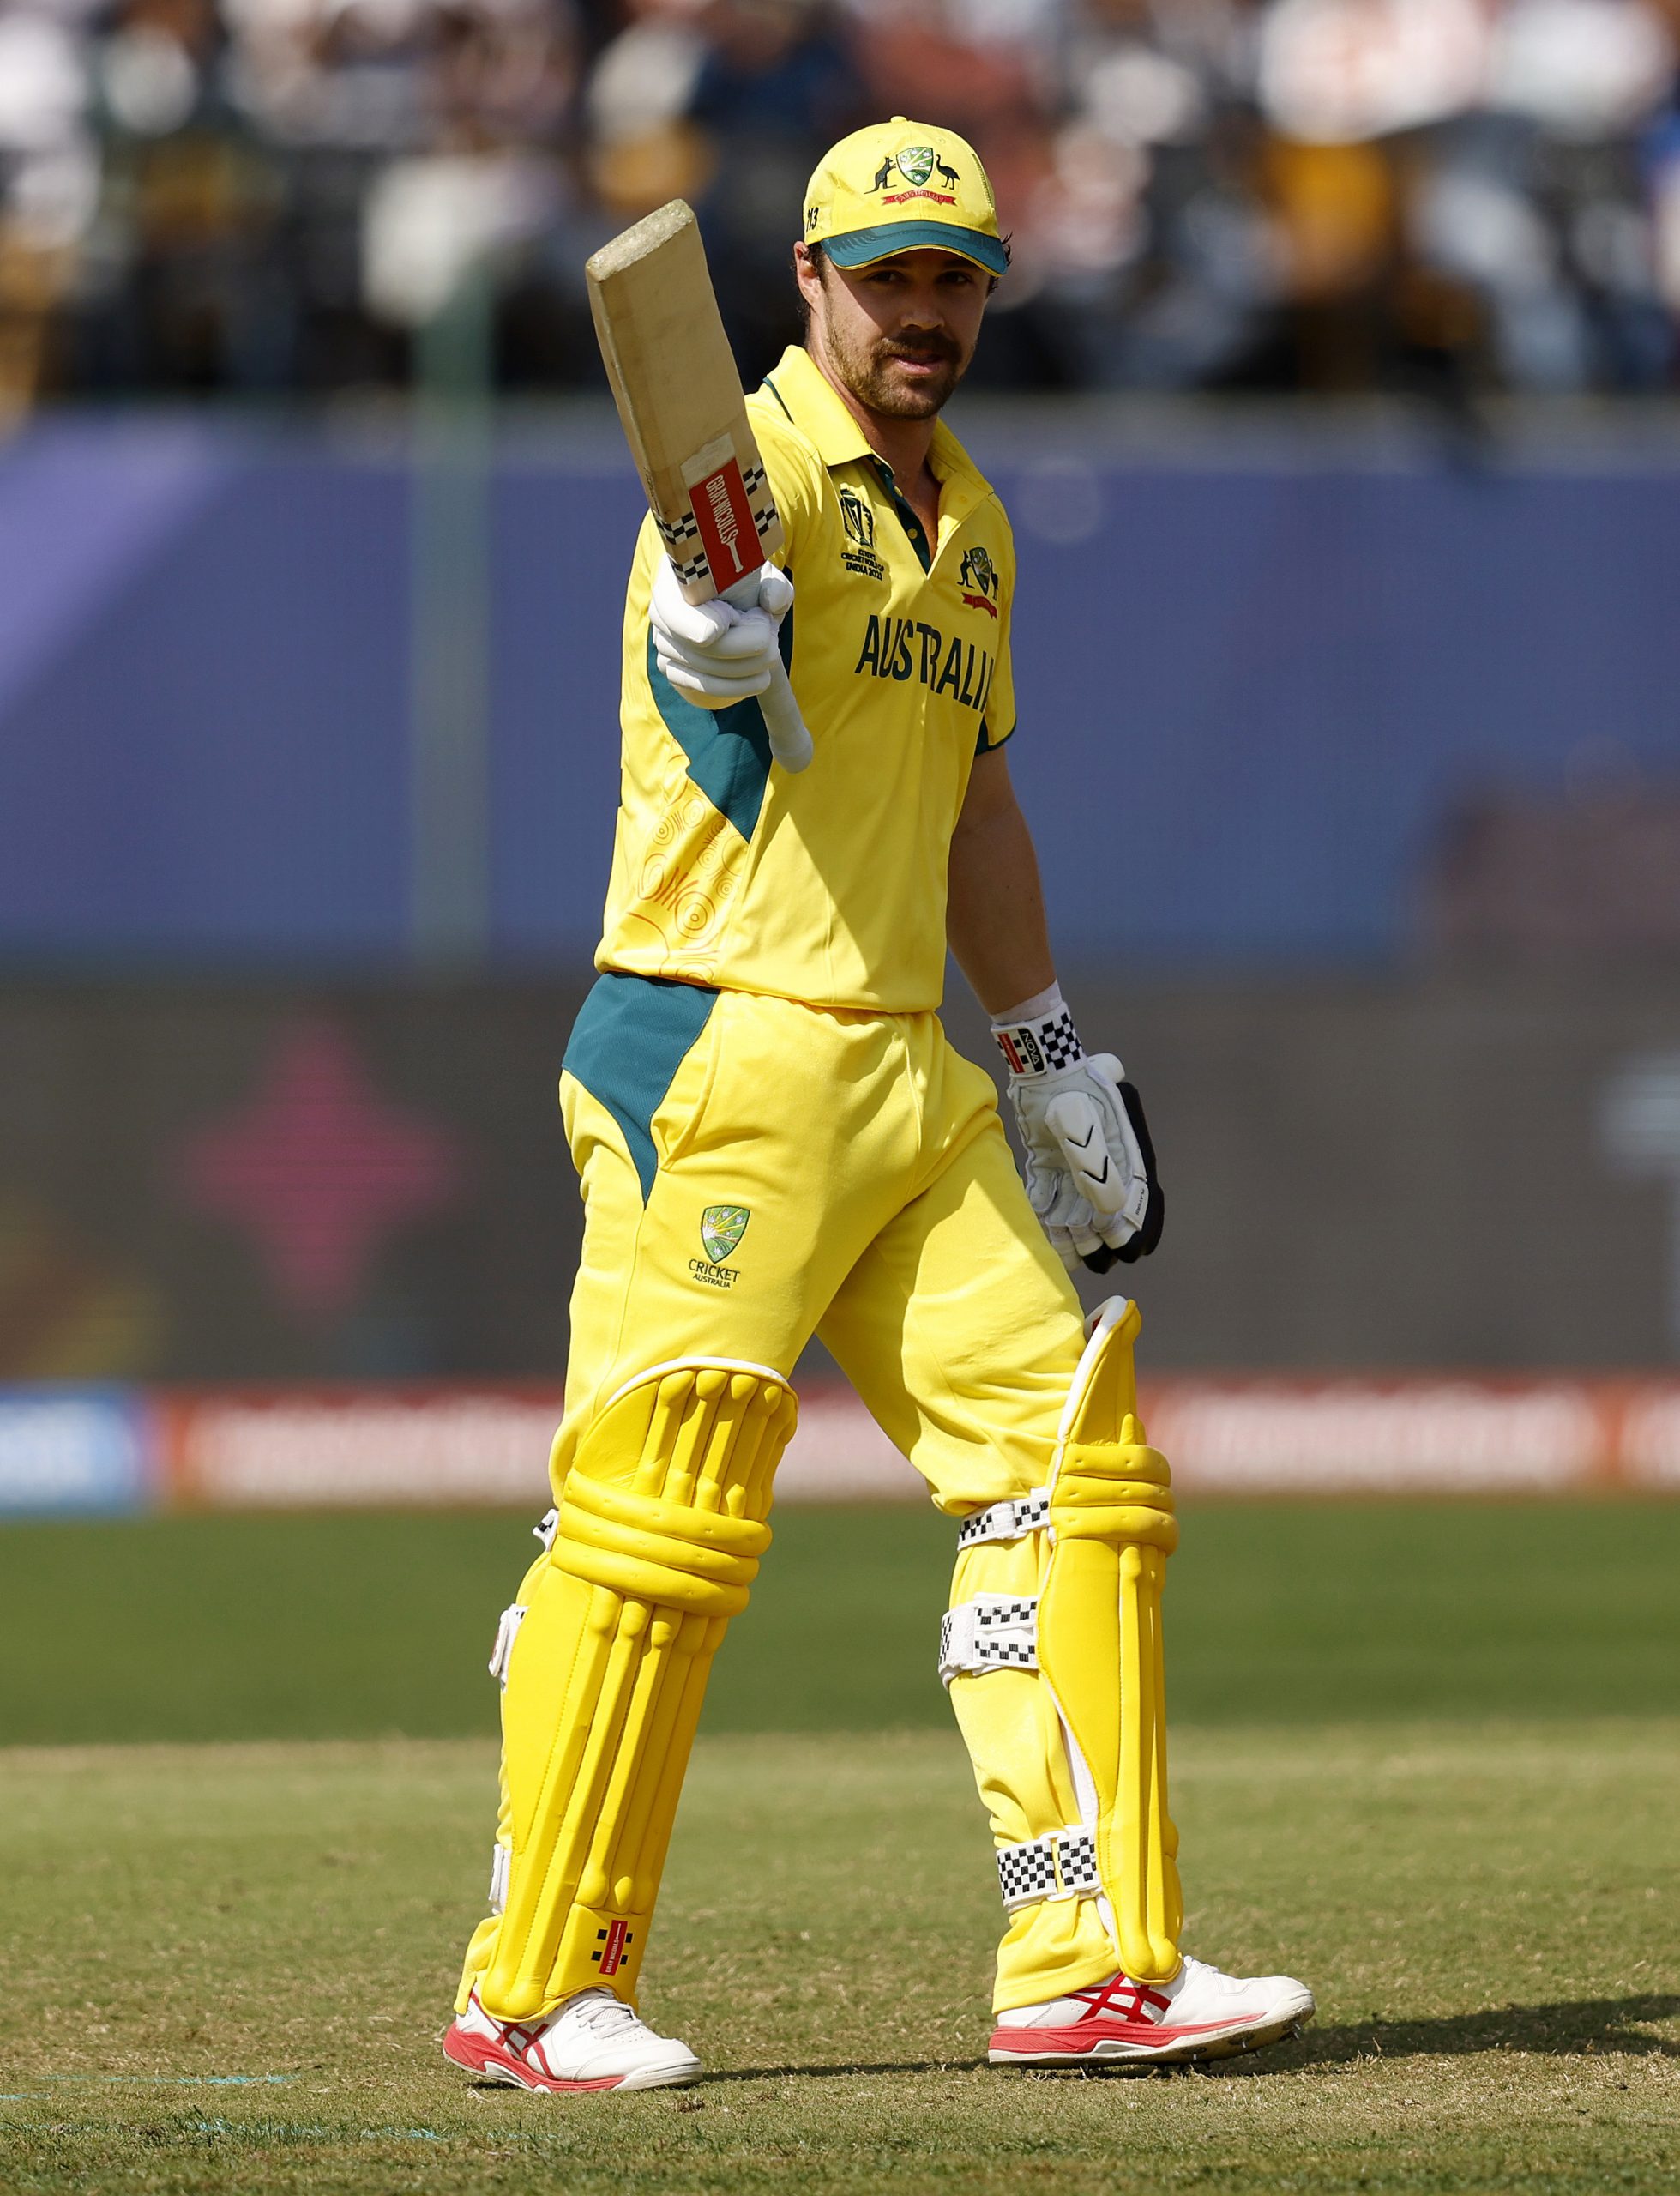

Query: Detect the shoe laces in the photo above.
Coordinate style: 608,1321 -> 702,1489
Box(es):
558,1988 -> 641,2038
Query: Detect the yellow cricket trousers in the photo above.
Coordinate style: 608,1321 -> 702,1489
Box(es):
460,972 -> 1130,2012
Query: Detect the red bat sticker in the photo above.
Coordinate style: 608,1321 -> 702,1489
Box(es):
688,456 -> 765,590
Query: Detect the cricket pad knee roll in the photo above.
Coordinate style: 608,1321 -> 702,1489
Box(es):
481,1360 -> 796,2020
1038,1298 -> 1183,1983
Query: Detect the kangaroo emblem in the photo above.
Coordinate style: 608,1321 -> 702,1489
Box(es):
869,155 -> 894,193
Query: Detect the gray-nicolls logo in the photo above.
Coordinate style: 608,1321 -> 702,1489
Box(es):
1599,1051 -> 1680,1353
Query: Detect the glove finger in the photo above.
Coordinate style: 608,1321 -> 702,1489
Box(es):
655,633 -> 775,682
658,656 -> 772,701
756,564 -> 794,618
652,561 -> 738,647
654,638 -> 768,685
1045,1090 -> 1129,1218
702,610 -> 780,663
1094,1210 -> 1137,1250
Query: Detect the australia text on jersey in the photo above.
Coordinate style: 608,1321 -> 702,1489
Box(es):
852,613 -> 997,715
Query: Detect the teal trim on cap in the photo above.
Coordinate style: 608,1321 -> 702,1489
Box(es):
563,971 -> 718,1202
825,221 -> 1007,277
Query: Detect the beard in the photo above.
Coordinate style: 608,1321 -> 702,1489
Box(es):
823,317 -> 967,419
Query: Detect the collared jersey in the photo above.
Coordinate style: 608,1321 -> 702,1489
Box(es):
596,344 -> 1017,1013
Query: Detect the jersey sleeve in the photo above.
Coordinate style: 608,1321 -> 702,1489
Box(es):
977,499 -> 1017,752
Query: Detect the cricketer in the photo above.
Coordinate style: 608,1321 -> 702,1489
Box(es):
444,118 -> 1314,2092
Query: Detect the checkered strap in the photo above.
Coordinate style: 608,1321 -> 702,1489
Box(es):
991,1004 -> 1085,1080
939,1596 -> 1039,1684
957,1487 -> 1051,1548
996,1827 -> 1102,1910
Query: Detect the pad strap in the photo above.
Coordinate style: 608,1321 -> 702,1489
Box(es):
997,1826 -> 1101,1910
488,1602 -> 527,1687
957,1487 -> 1051,1548
939,1596 -> 1039,1684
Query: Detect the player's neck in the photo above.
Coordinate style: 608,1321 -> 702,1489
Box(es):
806,344 -> 938,507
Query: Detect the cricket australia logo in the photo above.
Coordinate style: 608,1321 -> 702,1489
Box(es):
691,1203 -> 750,1288
960,544 -> 1000,618
870,145 -> 960,207
838,484 -> 886,582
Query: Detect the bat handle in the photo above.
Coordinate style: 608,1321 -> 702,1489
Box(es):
722,571 -> 812,774
760,658 -> 813,775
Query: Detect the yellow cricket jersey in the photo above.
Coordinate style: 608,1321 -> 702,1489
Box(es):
596,343 -> 1018,1013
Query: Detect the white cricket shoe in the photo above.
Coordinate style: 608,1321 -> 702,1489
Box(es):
991,1953 -> 1314,2067
443,1986 -> 702,2093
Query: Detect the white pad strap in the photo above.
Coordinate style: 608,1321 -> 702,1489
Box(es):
939,1596 -> 1039,1685
534,1506 -> 558,1551
957,1487 -> 1051,1548
489,1842 -> 510,1915
997,1826 -> 1101,1910
488,1602 -> 527,1687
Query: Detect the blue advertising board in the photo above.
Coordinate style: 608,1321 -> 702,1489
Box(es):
0,1387 -> 154,1517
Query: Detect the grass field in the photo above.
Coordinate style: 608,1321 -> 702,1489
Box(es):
1,1502 -> 1676,2193
4,1499 -> 1680,1744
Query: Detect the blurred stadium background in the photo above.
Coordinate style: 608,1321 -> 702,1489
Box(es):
3,0 -> 1680,1741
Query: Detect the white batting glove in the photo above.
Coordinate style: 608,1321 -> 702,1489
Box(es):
992,989 -> 1165,1275
650,556 -> 792,710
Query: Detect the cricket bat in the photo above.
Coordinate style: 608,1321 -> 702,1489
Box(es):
587,200 -> 813,773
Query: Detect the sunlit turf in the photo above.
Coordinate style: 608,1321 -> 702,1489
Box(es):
1,1722 -> 1675,2193
2,1499 -> 1677,1746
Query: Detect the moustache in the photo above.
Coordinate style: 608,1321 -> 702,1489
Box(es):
881,335 -> 960,366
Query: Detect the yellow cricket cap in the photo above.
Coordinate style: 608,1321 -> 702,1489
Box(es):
802,118 -> 1006,279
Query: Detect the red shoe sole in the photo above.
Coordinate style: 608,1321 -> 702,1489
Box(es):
442,2021 -> 624,2092
989,2008 -> 1310,2066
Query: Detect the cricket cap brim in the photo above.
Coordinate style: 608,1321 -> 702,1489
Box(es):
824,221 -> 1009,278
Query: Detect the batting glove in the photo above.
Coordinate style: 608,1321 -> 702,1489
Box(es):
992,990 -> 1165,1275
650,555 -> 792,710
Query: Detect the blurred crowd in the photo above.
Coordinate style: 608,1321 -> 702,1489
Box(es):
4,0 -> 1680,413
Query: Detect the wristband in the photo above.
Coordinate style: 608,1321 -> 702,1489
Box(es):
991,992 -> 1085,1077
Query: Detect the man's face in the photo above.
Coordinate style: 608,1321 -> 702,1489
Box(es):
796,244 -> 992,421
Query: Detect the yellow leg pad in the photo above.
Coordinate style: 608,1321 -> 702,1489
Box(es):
1035,1299 -> 1183,1984
479,1360 -> 797,2021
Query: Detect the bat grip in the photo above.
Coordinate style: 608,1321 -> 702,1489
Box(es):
722,571 -> 812,773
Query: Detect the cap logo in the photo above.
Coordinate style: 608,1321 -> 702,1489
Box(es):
895,145 -> 936,187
